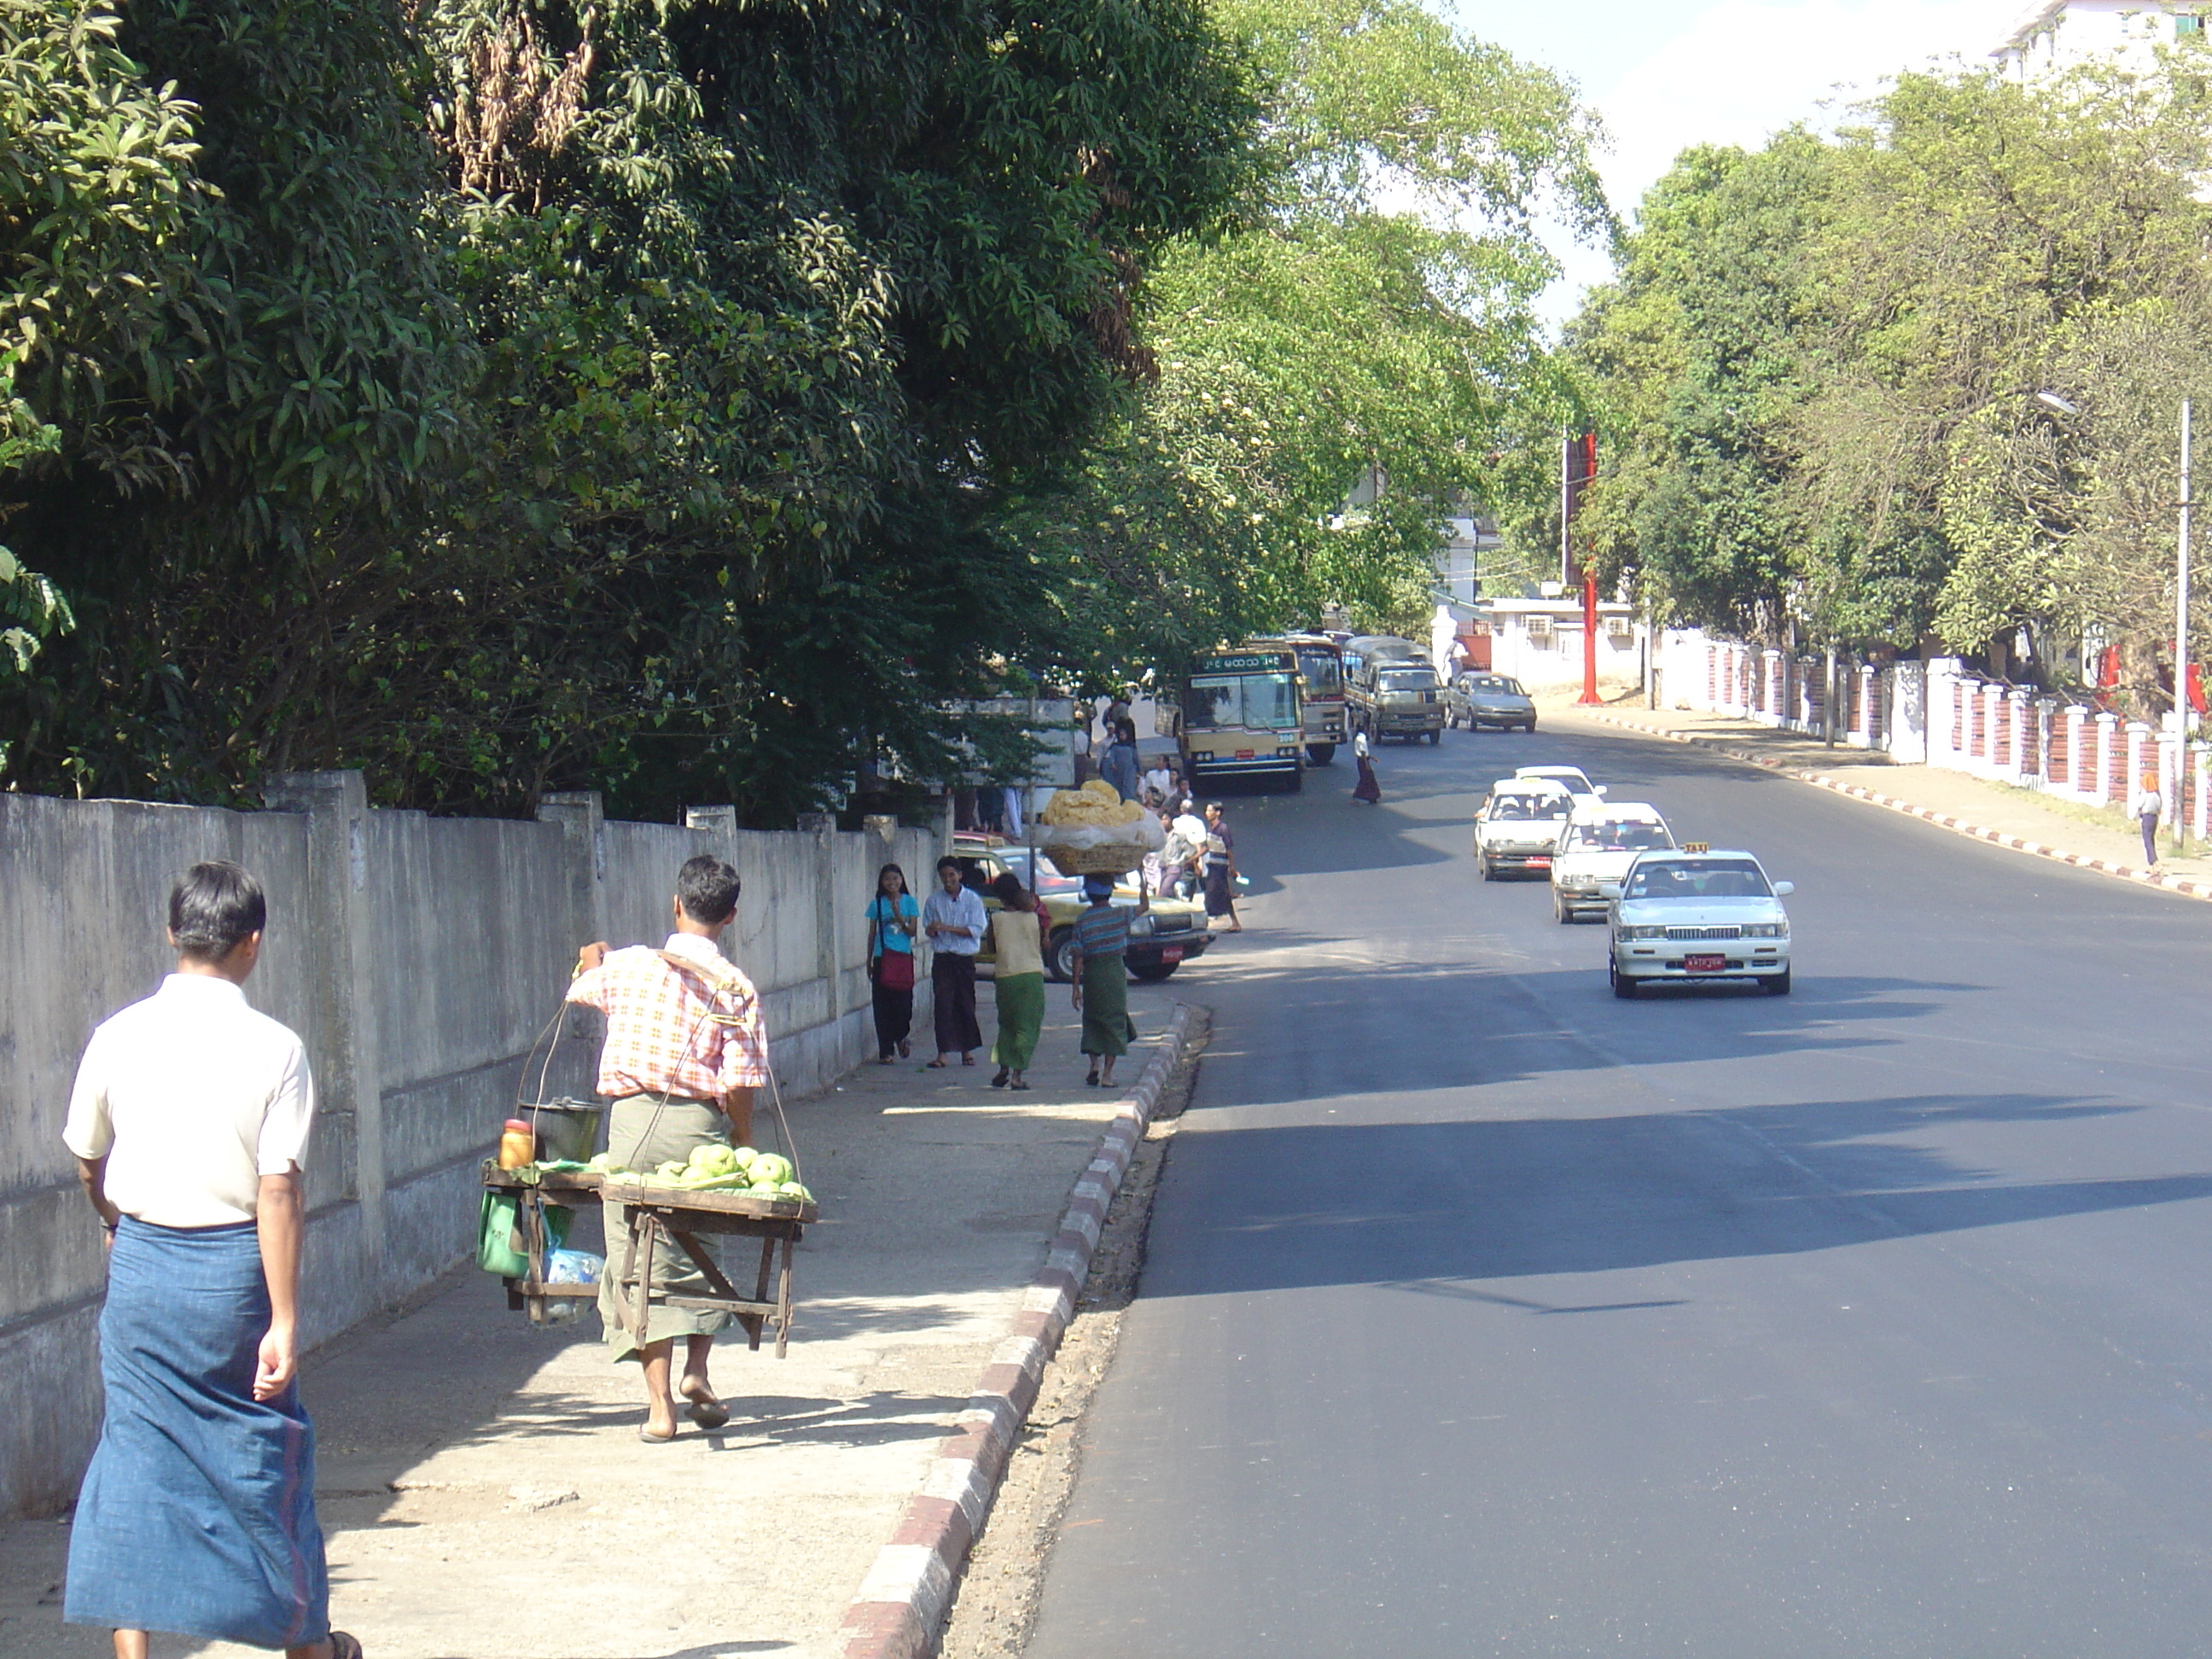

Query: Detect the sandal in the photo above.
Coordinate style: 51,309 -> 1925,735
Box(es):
1010,1080 -> 1033,1091
681,1382 -> 731,1430
638,1420 -> 678,1444
1085,1067 -> 1101,1087
329,1635 -> 365,1659
898,1040 -> 911,1058
991,1068 -> 1010,1089
926,1058 -> 949,1069
962,1056 -> 977,1066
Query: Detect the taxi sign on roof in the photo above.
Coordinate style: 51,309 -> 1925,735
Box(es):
1681,841 -> 1710,853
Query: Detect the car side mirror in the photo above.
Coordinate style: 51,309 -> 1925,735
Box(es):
1598,882 -> 1622,899
1772,880 -> 1794,897
1592,784 -> 1609,796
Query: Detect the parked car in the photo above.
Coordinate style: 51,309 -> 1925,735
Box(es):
1550,803 -> 1674,923
1446,672 -> 1538,732
1604,847 -> 1794,998
1473,780 -> 1575,879
949,835 -> 1212,982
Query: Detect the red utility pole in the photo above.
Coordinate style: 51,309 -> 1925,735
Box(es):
1563,431 -> 1600,705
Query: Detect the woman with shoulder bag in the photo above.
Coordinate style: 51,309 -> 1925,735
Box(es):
865,864 -> 920,1062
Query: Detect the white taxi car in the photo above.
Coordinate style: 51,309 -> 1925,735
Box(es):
1604,847 -> 1795,997
1550,803 -> 1674,923
1475,780 -> 1575,879
1515,765 -> 1606,806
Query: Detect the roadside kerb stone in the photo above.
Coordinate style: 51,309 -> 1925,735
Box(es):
1575,708 -> 2212,903
836,1002 -> 1197,1659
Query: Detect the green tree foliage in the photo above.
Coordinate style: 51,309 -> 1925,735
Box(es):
1002,0 -> 1610,673
0,0 -> 1256,818
1574,50 -> 2212,703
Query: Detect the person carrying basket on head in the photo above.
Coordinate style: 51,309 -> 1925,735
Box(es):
568,854 -> 769,1443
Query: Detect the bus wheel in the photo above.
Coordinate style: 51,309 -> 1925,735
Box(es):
1307,742 -> 1336,765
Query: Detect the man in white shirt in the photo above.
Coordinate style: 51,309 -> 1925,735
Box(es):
61,861 -> 356,1659
923,857 -> 987,1066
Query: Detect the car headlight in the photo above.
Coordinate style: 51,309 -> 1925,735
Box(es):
1617,924 -> 1668,940
1128,913 -> 1156,936
1742,921 -> 1789,938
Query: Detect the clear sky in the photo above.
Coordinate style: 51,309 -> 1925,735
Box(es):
1447,0 -> 2030,321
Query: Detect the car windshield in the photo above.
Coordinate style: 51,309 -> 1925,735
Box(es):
1467,675 -> 1523,696
1000,849 -> 1085,895
1492,794 -> 1568,822
1568,821 -> 1672,852
1623,859 -> 1772,899
1379,669 -> 1435,690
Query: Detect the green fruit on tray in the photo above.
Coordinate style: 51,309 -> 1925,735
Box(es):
748,1153 -> 794,1187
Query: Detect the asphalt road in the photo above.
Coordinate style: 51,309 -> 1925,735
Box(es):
1025,719 -> 2212,1658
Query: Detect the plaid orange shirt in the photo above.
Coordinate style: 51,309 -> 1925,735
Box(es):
565,935 -> 771,1102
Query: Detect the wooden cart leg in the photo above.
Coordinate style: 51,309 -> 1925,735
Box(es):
521,1192 -> 547,1326
742,1236 -> 773,1352
776,1231 -> 795,1359
609,1204 -> 640,1331
633,1214 -> 657,1350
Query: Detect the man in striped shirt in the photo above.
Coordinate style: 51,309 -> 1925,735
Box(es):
568,855 -> 769,1440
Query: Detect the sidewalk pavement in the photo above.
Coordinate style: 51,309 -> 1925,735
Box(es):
0,981 -> 1196,1659
1540,693 -> 2212,898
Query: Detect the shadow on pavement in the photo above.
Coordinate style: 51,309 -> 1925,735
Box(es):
1140,1091 -> 2192,1299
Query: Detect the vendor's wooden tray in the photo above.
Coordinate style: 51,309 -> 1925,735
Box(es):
600,1179 -> 818,1224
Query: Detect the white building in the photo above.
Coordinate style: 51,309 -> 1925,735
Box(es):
1993,1 -> 2209,77
1476,597 -> 1642,694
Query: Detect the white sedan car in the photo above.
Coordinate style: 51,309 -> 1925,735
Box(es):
1604,848 -> 1795,997
1475,781 -> 1575,879
1515,765 -> 1607,806
1551,804 -> 1674,923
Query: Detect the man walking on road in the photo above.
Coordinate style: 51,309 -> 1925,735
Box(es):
63,860 -> 361,1659
568,854 -> 769,1441
924,856 -> 987,1066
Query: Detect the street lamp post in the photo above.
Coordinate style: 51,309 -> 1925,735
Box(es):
2174,399 -> 2192,851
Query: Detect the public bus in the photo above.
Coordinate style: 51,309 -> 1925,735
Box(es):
1168,645 -> 1307,791
1250,634 -> 1347,765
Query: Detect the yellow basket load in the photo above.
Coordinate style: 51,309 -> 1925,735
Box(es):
1039,779 -> 1167,876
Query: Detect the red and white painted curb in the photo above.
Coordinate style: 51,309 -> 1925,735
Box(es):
836,1002 -> 1198,1659
1577,709 -> 2212,903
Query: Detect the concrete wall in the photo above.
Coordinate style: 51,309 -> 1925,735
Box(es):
0,777 -> 934,1516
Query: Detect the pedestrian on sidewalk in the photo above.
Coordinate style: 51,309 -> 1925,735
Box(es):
1203,801 -> 1243,931
1071,873 -> 1147,1088
1101,715 -> 1142,803
1351,729 -> 1382,805
864,863 -> 919,1063
568,854 -> 769,1442
61,860 -> 364,1659
1171,802 -> 1208,899
923,856 -> 986,1066
988,873 -> 1050,1090
2135,771 -> 2165,866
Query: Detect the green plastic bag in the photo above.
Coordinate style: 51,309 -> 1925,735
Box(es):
478,1193 -> 573,1278
478,1192 -> 528,1277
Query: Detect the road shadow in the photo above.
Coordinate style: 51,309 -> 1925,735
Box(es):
1140,1091 -> 2197,1299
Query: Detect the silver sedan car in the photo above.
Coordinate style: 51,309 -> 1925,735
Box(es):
1446,672 -> 1537,731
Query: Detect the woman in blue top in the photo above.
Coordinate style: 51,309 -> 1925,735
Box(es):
1069,873 -> 1148,1087
865,864 -> 920,1062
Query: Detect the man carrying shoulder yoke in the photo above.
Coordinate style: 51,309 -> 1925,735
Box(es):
568,854 -> 770,1442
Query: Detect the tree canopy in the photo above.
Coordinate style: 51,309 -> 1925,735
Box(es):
1571,47 -> 2212,709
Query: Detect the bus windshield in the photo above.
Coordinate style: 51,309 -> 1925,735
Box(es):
1295,649 -> 1343,697
1189,672 -> 1299,731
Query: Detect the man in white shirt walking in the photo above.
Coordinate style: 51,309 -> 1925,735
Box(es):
62,861 -> 359,1659
923,857 -> 987,1067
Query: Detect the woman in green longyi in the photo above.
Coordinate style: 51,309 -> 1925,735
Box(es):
987,873 -> 1049,1090
1069,872 -> 1147,1088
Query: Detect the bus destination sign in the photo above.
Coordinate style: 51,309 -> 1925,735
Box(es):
1197,652 -> 1285,673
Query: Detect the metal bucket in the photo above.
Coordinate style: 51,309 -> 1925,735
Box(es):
526,1098 -> 604,1164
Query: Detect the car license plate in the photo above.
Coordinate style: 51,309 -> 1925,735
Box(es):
1526,855 -> 1550,869
1161,946 -> 1184,963
1685,953 -> 1726,973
